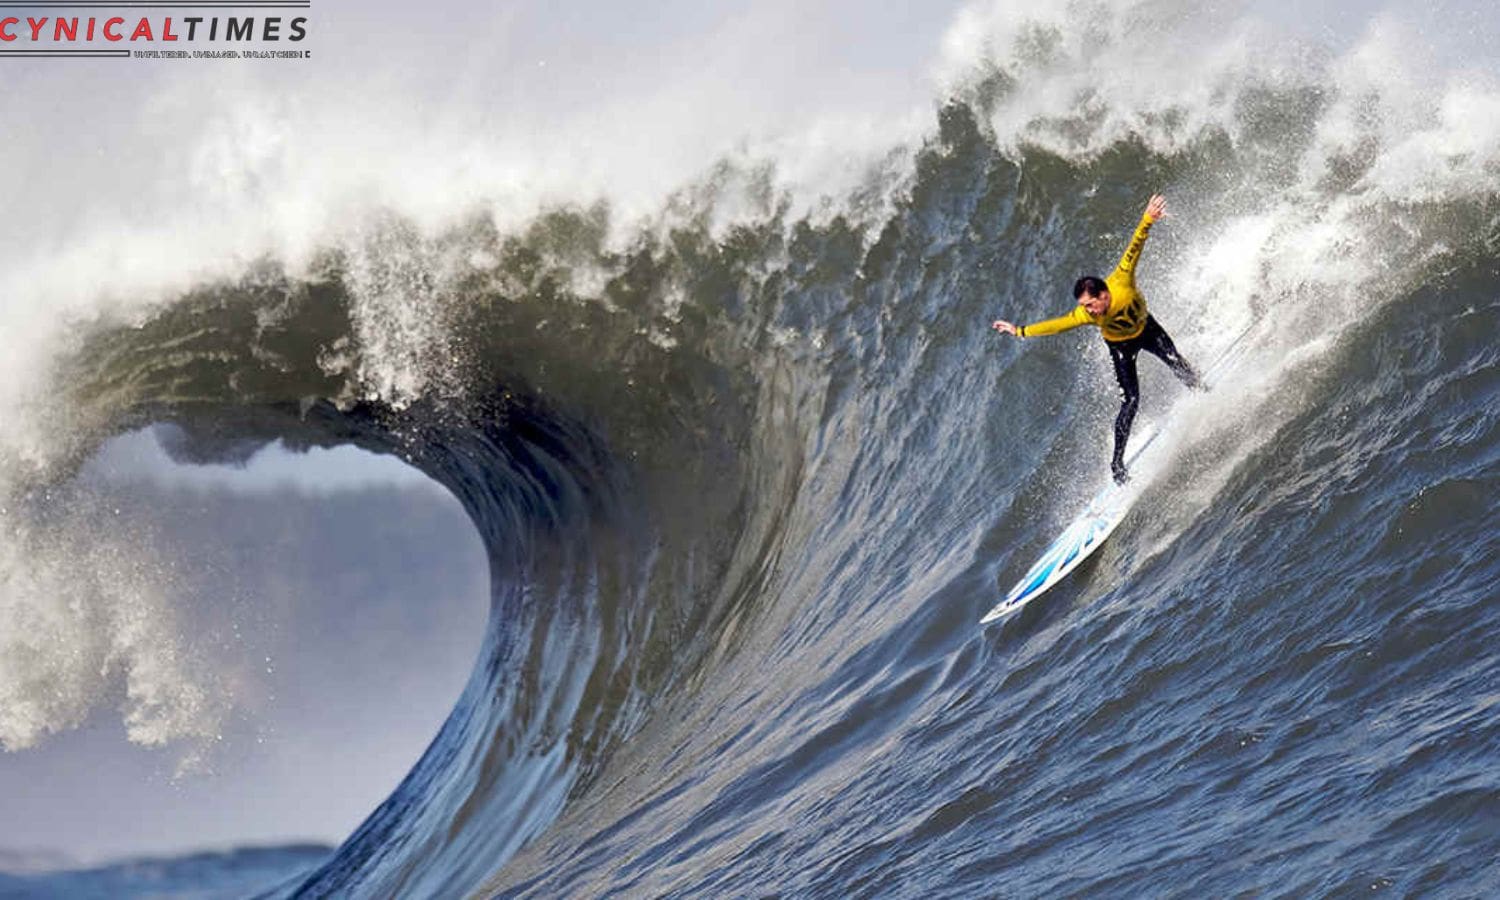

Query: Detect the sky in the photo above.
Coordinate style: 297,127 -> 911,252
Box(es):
0,0 -> 967,268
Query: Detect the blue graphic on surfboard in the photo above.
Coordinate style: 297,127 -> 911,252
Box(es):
981,322 -> 1256,624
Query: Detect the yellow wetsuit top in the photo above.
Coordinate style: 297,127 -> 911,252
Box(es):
1016,212 -> 1155,343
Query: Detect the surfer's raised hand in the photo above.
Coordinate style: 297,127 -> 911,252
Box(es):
992,319 -> 1020,336
1145,194 -> 1167,221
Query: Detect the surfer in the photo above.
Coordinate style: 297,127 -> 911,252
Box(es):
991,194 -> 1202,485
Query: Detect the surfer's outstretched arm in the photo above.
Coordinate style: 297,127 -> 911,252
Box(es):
992,305 -> 1092,338
1115,194 -> 1166,278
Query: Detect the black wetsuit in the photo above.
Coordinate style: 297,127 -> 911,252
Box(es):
1106,314 -> 1201,483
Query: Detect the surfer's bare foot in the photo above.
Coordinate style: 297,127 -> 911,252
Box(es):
1112,462 -> 1130,485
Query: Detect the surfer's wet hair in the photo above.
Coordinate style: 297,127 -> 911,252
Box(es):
1073,276 -> 1108,299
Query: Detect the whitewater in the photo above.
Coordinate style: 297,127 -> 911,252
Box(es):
1,0 -> 1498,896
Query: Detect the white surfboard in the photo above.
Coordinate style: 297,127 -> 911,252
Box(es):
981,322 -> 1256,624
980,423 -> 1158,624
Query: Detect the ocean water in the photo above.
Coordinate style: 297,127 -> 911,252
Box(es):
2,1 -> 1498,897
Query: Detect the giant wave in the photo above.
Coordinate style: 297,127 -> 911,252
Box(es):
2,1 -> 1498,896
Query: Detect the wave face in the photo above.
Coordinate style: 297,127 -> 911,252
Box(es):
5,1 -> 1500,896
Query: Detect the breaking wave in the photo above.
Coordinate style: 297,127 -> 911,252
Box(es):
3,1 -> 1498,895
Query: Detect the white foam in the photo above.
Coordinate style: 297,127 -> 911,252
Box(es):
0,503 -> 229,770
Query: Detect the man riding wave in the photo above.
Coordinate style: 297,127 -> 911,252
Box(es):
992,194 -> 1203,484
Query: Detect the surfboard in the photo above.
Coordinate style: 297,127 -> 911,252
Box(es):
980,322 -> 1257,624
979,424 -> 1157,624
